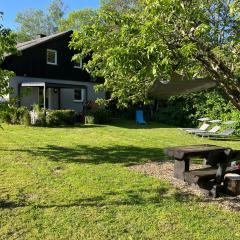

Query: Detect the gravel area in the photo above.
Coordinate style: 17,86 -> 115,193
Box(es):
128,161 -> 240,212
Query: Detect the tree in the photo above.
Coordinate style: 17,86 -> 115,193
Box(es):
0,13 -> 17,98
60,0 -> 141,40
59,9 -> 97,31
47,0 -> 67,33
100,0 -> 140,12
15,9 -> 47,42
70,0 -> 240,110
15,0 -> 67,42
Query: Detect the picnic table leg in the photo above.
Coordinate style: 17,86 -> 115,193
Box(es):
205,151 -> 230,184
174,158 -> 189,181
216,159 -> 229,184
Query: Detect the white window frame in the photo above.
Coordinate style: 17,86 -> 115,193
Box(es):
73,89 -> 85,102
47,49 -> 58,65
73,57 -> 83,69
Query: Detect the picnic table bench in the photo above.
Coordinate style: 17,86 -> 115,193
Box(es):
164,144 -> 240,196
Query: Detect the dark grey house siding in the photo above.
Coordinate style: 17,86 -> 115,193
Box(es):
2,31 -> 105,112
2,32 -> 91,82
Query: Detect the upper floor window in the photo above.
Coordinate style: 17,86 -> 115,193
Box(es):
73,58 -> 83,69
47,49 -> 57,65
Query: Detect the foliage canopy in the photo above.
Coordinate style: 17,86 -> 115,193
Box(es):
15,0 -> 67,42
70,0 -> 240,109
0,13 -> 17,98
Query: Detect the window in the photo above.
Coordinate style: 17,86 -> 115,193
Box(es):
74,89 -> 85,102
47,49 -> 57,65
73,58 -> 83,69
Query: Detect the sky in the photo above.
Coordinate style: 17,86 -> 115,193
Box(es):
1,0 -> 100,30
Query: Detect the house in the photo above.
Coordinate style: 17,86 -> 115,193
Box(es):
2,30 -> 105,112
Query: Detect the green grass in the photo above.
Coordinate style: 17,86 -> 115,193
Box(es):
0,121 -> 240,239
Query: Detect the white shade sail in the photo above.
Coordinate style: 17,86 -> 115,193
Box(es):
148,73 -> 216,98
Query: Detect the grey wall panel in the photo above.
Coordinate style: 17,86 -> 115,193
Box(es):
61,89 -> 84,112
48,88 -> 59,110
9,77 -> 20,98
10,76 -> 105,112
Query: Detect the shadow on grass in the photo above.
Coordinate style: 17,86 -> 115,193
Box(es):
25,120 -> 175,130
209,137 -> 240,142
110,120 -> 176,129
0,186 -> 197,210
2,144 -> 169,166
29,124 -> 105,130
0,142 -> 200,210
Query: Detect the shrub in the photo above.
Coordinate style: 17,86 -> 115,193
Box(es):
35,111 -> 46,126
85,109 -> 112,124
46,110 -> 75,126
0,104 -> 29,125
153,96 -> 196,127
85,115 -> 95,124
32,104 -> 41,113
31,104 -> 46,126
0,104 -> 76,127
20,111 -> 31,126
17,107 -> 29,125
0,111 -> 11,124
154,89 -> 240,134
60,110 -> 75,125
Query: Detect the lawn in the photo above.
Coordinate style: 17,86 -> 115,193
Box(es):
0,121 -> 240,239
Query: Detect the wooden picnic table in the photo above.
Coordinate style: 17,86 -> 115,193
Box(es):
164,144 -> 233,183
164,144 -> 240,197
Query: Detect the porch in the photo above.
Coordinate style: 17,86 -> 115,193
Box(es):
18,81 -> 87,112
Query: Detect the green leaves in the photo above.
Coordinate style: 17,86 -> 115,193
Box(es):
0,14 -> 17,97
15,0 -> 67,42
152,65 -> 157,76
180,43 -> 197,58
59,9 -> 97,32
194,24 -> 210,37
70,0 -> 240,109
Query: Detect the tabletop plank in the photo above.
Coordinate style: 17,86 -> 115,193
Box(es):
164,144 -> 231,160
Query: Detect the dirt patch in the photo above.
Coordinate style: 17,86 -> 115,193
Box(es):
128,161 -> 240,212
51,166 -> 65,174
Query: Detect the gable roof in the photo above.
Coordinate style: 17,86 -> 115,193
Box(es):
16,30 -> 73,51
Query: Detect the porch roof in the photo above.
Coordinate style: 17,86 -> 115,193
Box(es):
21,82 -> 87,89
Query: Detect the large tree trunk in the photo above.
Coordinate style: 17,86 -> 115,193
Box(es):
196,54 -> 240,111
219,83 -> 240,111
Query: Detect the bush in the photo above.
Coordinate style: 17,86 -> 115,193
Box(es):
153,95 -> 196,127
31,104 -> 46,126
0,104 -> 29,125
20,111 -> 31,126
85,109 -> 112,124
0,111 -> 11,124
35,111 -> 46,126
46,110 -> 75,126
85,115 -> 95,124
0,103 -> 76,127
154,89 -> 240,134
17,107 -> 29,125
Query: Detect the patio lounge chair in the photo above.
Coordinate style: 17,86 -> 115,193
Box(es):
196,128 -> 235,138
136,110 -> 146,124
180,123 -> 210,132
223,121 -> 236,125
197,117 -> 211,122
193,125 -> 221,135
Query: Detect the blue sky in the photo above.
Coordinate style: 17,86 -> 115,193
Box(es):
1,0 -> 100,30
